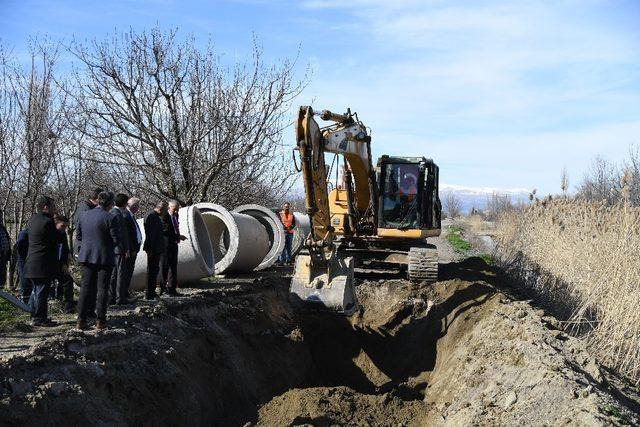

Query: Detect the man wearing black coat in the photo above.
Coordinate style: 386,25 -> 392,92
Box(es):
76,191 -> 122,330
109,193 -> 131,305
143,201 -> 168,300
123,197 -> 142,297
53,215 -> 74,313
0,213 -> 12,290
160,200 -> 186,296
23,196 -> 58,326
15,228 -> 29,304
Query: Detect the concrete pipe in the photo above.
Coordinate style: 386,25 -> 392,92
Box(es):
130,206 -> 215,291
291,212 -> 311,256
233,204 -> 286,270
194,203 -> 270,274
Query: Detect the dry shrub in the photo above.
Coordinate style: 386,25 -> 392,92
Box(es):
465,214 -> 495,235
495,199 -> 640,384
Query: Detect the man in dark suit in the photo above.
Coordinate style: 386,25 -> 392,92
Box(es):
53,215 -> 74,313
109,193 -> 131,305
76,191 -> 122,330
123,197 -> 142,298
73,187 -> 103,257
161,200 -> 186,296
0,212 -> 11,291
15,228 -> 29,304
143,201 -> 168,300
73,187 -> 103,318
23,196 -> 58,326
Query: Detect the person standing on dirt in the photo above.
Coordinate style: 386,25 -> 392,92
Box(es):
23,196 -> 58,327
109,193 -> 132,306
277,202 -> 296,265
160,200 -> 186,296
15,228 -> 29,304
143,201 -> 168,300
73,187 -> 103,318
76,191 -> 122,331
0,212 -> 11,290
123,197 -> 142,298
73,187 -> 103,257
53,215 -> 75,313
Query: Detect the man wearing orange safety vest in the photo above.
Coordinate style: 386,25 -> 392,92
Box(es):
277,202 -> 296,265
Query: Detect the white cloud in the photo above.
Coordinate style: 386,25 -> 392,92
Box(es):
295,1 -> 640,193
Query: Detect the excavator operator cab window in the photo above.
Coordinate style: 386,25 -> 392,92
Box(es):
381,163 -> 420,229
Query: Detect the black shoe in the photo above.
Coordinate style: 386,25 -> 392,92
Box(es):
145,293 -> 159,301
116,299 -> 132,305
33,318 -> 58,327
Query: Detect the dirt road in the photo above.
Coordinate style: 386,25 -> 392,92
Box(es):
0,238 -> 638,425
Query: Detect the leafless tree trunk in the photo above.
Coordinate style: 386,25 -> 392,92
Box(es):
560,166 -> 569,195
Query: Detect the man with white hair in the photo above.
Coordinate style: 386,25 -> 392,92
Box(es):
123,197 -> 142,299
160,200 -> 186,296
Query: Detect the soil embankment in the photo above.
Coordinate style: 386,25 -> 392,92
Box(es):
0,259 -> 638,425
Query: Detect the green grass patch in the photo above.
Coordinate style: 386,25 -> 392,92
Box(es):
603,405 -> 630,424
478,253 -> 493,265
446,226 -> 472,253
0,296 -> 31,332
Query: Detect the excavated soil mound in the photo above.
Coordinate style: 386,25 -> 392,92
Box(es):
0,259 -> 637,426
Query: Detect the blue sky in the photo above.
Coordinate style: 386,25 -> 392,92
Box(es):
1,0 -> 639,194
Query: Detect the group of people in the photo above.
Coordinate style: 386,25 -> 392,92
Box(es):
0,188 -> 186,330
0,195 -> 301,331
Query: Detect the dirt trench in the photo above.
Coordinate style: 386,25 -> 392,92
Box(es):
0,260 -> 637,426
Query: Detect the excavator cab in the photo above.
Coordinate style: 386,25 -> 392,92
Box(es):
377,156 -> 441,234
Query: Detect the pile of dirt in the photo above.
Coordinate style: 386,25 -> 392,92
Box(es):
0,260 -> 638,426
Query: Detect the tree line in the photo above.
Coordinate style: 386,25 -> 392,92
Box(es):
0,28 -> 308,242
442,146 -> 640,219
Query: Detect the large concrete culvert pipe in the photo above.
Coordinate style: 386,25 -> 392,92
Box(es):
130,206 -> 216,291
291,212 -> 311,256
233,204 -> 286,270
194,203 -> 270,274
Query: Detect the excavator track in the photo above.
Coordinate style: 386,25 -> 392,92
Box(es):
407,247 -> 438,284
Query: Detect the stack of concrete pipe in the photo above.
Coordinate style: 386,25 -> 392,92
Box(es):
129,203 -> 311,289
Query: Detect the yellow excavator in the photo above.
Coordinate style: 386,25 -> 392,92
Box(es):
290,106 -> 442,314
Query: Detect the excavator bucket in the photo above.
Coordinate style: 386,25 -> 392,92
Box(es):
289,253 -> 358,315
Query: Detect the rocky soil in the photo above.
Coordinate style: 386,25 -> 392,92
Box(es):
0,243 -> 638,425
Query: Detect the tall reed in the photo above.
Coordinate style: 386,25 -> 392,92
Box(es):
496,199 -> 640,383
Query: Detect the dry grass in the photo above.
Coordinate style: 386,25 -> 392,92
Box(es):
465,214 -> 495,235
495,199 -> 640,384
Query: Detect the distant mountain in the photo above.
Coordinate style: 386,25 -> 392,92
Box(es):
440,183 -> 531,214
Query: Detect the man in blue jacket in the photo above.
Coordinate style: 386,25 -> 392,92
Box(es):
76,191 -> 122,330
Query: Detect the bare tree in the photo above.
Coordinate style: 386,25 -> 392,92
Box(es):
68,28 -> 307,206
622,145 -> 640,206
442,191 -> 462,219
486,192 -> 513,220
576,156 -> 621,204
1,39 -> 66,236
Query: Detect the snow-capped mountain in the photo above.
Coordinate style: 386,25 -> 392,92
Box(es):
440,183 -> 531,214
